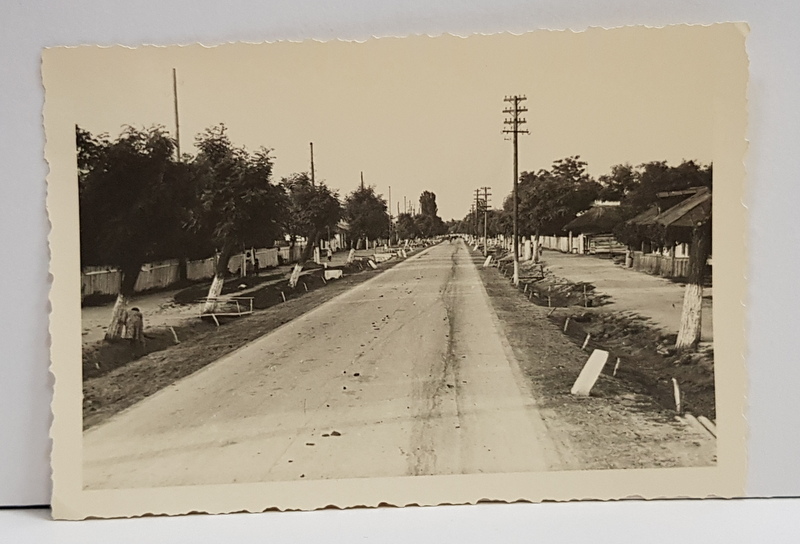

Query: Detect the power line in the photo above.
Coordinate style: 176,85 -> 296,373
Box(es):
503,95 -> 529,285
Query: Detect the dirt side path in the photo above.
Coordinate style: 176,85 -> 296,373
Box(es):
476,251 -> 715,470
541,250 -> 713,342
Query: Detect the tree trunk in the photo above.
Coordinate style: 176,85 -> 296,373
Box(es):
104,263 -> 141,341
676,221 -> 711,352
178,256 -> 188,282
532,231 -> 541,264
203,244 -> 233,313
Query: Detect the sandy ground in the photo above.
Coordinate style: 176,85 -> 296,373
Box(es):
539,250 -> 713,342
84,241 -> 564,488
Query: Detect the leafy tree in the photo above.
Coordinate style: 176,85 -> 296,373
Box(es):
344,185 -> 390,248
415,191 -> 447,237
78,125 -> 192,339
597,163 -> 636,201
395,212 -> 420,240
190,124 -> 286,307
514,156 -> 600,262
281,172 -> 342,262
419,191 -> 438,217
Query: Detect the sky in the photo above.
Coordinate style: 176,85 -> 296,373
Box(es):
48,25 -> 739,221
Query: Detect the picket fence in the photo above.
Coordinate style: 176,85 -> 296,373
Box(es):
631,251 -> 690,279
82,246 -> 298,298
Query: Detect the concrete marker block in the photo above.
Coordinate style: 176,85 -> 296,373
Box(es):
570,349 -> 609,396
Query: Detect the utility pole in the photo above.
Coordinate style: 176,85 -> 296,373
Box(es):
360,171 -> 364,190
480,186 -> 492,256
310,142 -> 315,186
474,188 -> 481,238
172,68 -> 181,161
388,185 -> 392,246
503,95 -> 529,285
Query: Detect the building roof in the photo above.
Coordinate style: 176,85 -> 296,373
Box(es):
653,186 -> 711,228
627,205 -> 660,226
563,205 -> 624,234
626,186 -> 711,229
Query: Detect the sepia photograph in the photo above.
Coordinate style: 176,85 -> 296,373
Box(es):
45,24 -> 748,519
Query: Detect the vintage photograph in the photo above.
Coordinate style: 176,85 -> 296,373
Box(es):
46,24 -> 748,518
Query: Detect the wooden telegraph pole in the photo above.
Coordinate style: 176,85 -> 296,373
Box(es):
172,68 -> 181,161
481,186 -> 492,256
474,188 -> 481,239
310,142 -> 315,186
503,95 -> 529,285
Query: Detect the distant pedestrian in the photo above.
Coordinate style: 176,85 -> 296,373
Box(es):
326,247 -> 333,262
125,307 -> 145,349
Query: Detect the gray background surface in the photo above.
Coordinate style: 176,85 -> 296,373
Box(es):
1,0 -> 798,536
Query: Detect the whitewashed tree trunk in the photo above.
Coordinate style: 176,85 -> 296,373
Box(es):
202,274 -> 225,313
104,264 -> 141,341
676,283 -> 703,351
532,232 -> 541,264
203,245 -> 233,314
104,293 -> 129,340
676,220 -> 711,353
288,263 -> 303,288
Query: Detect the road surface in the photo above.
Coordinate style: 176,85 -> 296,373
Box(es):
84,240 -> 565,489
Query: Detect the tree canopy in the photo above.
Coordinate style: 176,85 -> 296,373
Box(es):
512,156 -> 600,236
281,172 -> 343,258
344,185 -> 390,242
190,124 -> 287,259
78,125 -> 192,270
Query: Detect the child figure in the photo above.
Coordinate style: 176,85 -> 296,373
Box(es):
125,307 -> 145,348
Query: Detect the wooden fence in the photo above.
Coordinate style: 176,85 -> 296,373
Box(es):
540,235 -> 573,253
631,251 -> 690,279
82,246 -> 295,299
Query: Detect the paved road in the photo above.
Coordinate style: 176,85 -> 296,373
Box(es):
84,240 -> 564,489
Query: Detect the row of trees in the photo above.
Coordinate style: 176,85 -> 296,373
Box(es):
78,124 -> 393,340
454,155 -> 712,352
453,156 -> 711,257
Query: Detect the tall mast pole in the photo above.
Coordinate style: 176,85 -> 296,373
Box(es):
172,68 -> 181,161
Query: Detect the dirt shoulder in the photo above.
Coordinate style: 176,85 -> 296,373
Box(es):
83,250 -> 427,429
477,251 -> 715,470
